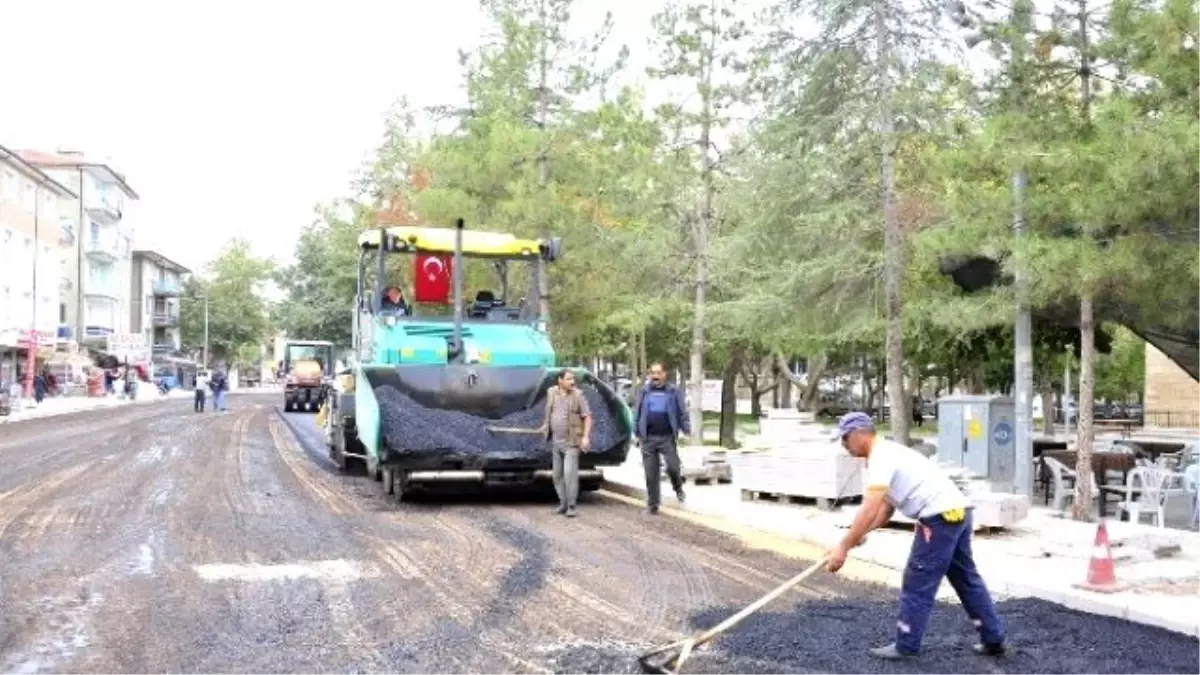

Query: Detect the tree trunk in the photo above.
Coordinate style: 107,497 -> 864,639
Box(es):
719,344 -> 744,448
638,327 -> 647,381
1040,381 -> 1055,436
798,353 -> 826,412
874,0 -> 908,445
627,331 -> 638,381
688,11 -> 718,447
1072,291 -> 1097,521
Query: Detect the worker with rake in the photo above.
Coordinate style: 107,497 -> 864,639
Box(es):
827,412 -> 1007,660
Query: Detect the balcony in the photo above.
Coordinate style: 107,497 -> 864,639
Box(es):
152,279 -> 182,297
85,233 -> 123,262
57,324 -> 74,340
85,186 -> 124,224
151,311 -> 179,327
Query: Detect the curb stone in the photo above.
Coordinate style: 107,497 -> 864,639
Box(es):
600,478 -> 1200,637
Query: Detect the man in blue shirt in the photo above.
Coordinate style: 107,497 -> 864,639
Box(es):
634,362 -> 691,514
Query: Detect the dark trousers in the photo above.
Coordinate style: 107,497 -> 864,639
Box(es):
194,389 -> 206,412
896,509 -> 1005,654
641,434 -> 683,509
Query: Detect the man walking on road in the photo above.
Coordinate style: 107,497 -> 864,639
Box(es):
210,367 -> 228,413
634,362 -> 690,515
826,412 -> 1006,660
543,369 -> 592,518
194,370 -> 209,412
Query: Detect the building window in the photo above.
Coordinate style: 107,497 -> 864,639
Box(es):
60,303 -> 67,323
2,169 -> 17,197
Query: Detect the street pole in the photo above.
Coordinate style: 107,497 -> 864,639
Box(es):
1013,168 -> 1034,497
202,294 -> 209,369
26,186 -> 40,399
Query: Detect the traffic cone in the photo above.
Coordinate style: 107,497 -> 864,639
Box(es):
1074,521 -> 1127,593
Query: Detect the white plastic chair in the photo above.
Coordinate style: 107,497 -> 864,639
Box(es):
1183,464 -> 1199,530
1114,466 -> 1176,528
1043,456 -> 1100,513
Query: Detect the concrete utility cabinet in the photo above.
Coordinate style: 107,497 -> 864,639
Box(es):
936,395 -> 1017,491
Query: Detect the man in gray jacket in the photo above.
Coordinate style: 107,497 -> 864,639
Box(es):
634,362 -> 691,514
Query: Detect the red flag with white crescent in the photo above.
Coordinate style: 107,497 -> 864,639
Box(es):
413,253 -> 452,303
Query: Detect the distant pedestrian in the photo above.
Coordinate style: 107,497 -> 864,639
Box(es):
194,370 -> 209,412
542,368 -> 592,518
33,372 -> 46,404
210,368 -> 228,412
826,412 -> 1006,660
633,362 -> 690,515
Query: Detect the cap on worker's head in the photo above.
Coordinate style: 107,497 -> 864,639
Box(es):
831,411 -> 875,441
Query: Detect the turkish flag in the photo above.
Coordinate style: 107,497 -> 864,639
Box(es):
413,253 -> 452,303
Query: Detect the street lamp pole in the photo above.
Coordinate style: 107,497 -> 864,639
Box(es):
202,294 -> 209,369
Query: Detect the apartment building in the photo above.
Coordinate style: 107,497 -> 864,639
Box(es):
130,250 -> 189,356
0,144 -> 78,362
16,149 -> 140,348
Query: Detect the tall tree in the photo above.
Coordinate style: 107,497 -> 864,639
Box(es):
179,238 -> 275,367
647,0 -> 753,444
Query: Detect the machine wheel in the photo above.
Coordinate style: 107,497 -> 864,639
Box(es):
392,470 -> 411,503
284,400 -> 293,413
329,424 -> 347,471
382,467 -> 395,495
580,478 -> 602,493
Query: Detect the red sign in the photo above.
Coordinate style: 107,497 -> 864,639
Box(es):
413,253 -> 452,303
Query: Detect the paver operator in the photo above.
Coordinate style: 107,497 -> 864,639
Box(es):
543,368 -> 592,518
633,362 -> 690,514
826,412 -> 1007,660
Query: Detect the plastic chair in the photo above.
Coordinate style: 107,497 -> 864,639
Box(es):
1043,456 -> 1100,513
1115,466 -> 1175,528
1184,464 -> 1199,530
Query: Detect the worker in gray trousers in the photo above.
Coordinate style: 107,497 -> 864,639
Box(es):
542,369 -> 592,518
633,363 -> 691,514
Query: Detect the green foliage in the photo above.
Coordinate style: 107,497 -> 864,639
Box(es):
179,239 -> 275,367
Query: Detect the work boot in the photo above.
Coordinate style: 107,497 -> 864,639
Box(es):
869,643 -> 915,660
565,506 -> 577,518
644,506 -> 659,516
973,643 -> 1006,657
675,488 -> 686,504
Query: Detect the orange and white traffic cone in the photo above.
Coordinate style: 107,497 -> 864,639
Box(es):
1074,521 -> 1127,593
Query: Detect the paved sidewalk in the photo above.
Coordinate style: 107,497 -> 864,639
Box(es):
602,455 -> 1200,638
0,389 -> 192,424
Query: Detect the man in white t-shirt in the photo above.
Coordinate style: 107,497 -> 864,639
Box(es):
825,412 -> 1006,660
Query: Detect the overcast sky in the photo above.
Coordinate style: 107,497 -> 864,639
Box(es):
0,0 -> 669,273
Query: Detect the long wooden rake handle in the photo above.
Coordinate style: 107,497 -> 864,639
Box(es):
645,557 -> 828,664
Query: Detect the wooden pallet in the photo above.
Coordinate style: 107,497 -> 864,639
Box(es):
739,488 -> 863,510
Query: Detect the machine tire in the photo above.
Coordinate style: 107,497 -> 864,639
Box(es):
329,423 -> 347,471
382,467 -> 395,495
392,470 -> 411,503
580,478 -> 602,493
284,400 -> 293,413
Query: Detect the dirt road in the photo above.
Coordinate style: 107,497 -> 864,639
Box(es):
1,395 -> 1194,674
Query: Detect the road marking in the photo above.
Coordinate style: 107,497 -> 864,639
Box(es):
192,559 -> 379,583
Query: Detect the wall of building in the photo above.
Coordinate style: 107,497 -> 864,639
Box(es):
1143,344 -> 1200,428
0,161 -> 68,342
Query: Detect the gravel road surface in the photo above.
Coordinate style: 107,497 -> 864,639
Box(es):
1,395 -> 1195,674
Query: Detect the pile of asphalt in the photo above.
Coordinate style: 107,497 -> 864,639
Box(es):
376,384 -> 625,457
543,597 -> 1199,674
